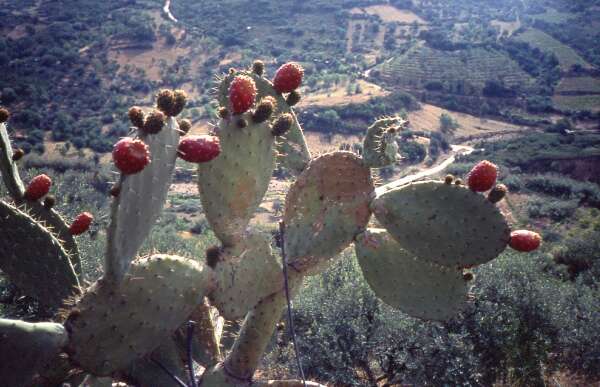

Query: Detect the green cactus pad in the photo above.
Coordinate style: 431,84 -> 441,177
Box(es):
197,113 -> 276,247
209,231 -> 283,320
1,124 -> 83,278
25,201 -> 83,277
283,151 -> 374,275
371,180 -> 510,268
217,70 -> 311,175
66,254 -> 215,376
0,319 -> 68,387
362,117 -> 405,168
0,200 -> 80,308
355,229 -> 469,320
105,118 -> 181,281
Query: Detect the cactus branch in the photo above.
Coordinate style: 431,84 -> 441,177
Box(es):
279,221 -> 306,386
0,122 -> 25,199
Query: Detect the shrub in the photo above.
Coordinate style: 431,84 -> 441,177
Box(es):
527,198 -> 578,221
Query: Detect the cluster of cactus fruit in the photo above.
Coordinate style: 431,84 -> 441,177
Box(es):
0,60 -> 542,387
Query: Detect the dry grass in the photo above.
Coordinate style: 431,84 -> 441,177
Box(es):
351,5 -> 427,24
491,19 -> 521,38
304,132 -> 362,155
407,103 -> 527,137
298,80 -> 388,108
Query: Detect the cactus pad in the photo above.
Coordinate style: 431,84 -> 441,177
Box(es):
197,113 -> 276,246
0,200 -> 79,308
218,69 -> 310,175
25,201 -> 83,277
105,118 -> 181,280
371,180 -> 510,268
283,152 -> 374,275
209,231 -> 283,320
66,254 -> 214,375
0,319 -> 68,387
355,229 -> 469,320
362,117 -> 405,168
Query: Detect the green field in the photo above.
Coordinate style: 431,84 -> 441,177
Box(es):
378,45 -> 532,90
515,28 -> 591,70
552,94 -> 600,112
556,77 -> 600,94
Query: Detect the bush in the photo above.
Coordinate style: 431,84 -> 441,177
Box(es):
502,174 -> 523,192
527,198 -> 578,221
263,250 -> 600,385
524,174 -> 600,205
552,230 -> 600,282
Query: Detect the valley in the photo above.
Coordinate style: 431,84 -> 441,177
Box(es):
0,0 -> 600,386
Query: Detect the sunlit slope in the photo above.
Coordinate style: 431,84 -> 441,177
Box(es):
378,45 -> 533,91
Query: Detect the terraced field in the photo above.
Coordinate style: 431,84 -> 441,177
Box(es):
514,28 -> 592,70
378,45 -> 532,90
556,77 -> 600,94
552,95 -> 600,112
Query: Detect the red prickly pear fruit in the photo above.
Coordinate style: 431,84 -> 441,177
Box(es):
228,75 -> 256,114
467,160 -> 498,192
509,230 -> 542,252
24,174 -> 52,201
112,138 -> 150,175
273,62 -> 304,93
69,212 -> 94,235
177,135 -> 221,163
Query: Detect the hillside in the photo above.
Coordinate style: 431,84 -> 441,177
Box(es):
377,45 -> 533,91
1,1 -> 600,386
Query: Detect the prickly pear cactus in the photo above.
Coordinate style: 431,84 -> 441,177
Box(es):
283,151 -> 374,275
362,116 -> 406,168
65,255 -> 214,375
1,121 -> 83,279
217,68 -> 311,175
371,180 -> 511,268
0,200 -> 80,309
209,231 -> 283,320
0,60 -> 542,387
355,228 -> 469,320
197,105 -> 276,246
105,117 -> 181,281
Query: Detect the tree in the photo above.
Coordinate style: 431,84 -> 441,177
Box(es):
439,112 -> 459,134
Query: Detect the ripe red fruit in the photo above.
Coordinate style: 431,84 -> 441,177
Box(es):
273,62 -> 304,93
467,160 -> 498,192
112,138 -> 151,175
178,135 -> 221,163
69,212 -> 94,235
24,174 -> 52,201
229,75 -> 256,114
509,230 -> 542,252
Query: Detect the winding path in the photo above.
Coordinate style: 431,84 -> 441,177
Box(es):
163,0 -> 178,23
375,144 -> 474,195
